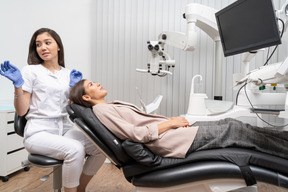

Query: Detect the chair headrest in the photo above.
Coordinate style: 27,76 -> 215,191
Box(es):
66,104 -> 77,122
67,103 -> 133,164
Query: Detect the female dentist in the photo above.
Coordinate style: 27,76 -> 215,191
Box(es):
0,28 -> 105,192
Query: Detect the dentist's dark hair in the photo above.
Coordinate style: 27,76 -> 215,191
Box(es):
69,79 -> 94,108
27,28 -> 65,67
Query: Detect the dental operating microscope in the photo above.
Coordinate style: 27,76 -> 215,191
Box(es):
136,3 -> 222,98
137,1 -> 288,126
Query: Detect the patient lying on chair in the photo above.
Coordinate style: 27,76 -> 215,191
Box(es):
69,79 -> 288,159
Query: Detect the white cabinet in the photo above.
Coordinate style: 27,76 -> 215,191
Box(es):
0,108 -> 28,182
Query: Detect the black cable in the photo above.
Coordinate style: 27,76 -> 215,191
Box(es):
243,83 -> 288,128
263,44 -> 279,66
263,18 -> 285,66
279,18 -> 285,37
266,47 -> 270,62
235,82 -> 247,105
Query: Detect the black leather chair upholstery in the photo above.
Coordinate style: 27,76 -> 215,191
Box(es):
67,103 -> 288,191
14,112 -> 63,192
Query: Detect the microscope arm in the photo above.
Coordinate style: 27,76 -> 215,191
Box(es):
158,3 -> 219,51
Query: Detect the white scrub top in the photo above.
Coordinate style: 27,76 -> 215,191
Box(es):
21,64 -> 73,137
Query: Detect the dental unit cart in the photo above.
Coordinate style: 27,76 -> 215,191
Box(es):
0,105 -> 28,182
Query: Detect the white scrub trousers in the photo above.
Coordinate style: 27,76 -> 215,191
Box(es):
23,117 -> 106,188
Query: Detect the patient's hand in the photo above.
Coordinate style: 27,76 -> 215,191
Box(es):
158,117 -> 189,135
169,117 -> 189,128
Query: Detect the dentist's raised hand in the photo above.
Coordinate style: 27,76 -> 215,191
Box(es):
0,60 -> 24,88
69,69 -> 83,87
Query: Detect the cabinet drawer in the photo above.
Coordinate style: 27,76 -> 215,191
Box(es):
7,134 -> 24,153
6,112 -> 15,133
6,111 -> 15,122
6,149 -> 28,174
6,123 -> 14,134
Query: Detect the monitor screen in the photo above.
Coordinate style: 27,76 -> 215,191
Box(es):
215,0 -> 281,57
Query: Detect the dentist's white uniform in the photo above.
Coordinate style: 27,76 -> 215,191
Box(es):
21,64 -> 105,188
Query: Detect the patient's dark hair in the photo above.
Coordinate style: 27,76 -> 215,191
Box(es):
69,79 -> 93,108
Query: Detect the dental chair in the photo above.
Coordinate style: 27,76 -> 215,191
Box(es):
14,112 -> 63,192
67,103 -> 288,192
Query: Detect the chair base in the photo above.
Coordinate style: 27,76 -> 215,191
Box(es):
52,165 -> 62,192
22,156 -> 63,191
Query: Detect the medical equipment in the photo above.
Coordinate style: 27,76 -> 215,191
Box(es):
67,103 -> 288,192
136,41 -> 175,76
136,87 -> 163,114
215,0 -> 288,123
187,75 -> 208,116
234,57 -> 288,120
136,3 -> 223,100
215,0 -> 282,57
136,3 -> 220,75
143,95 -> 163,114
138,0 -> 288,124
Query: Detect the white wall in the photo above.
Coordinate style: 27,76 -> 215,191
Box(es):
0,0 -> 92,104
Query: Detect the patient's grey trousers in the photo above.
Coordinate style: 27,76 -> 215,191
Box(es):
188,118 -> 288,159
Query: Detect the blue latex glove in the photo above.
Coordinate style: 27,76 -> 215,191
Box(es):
0,61 -> 24,88
69,69 -> 83,87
